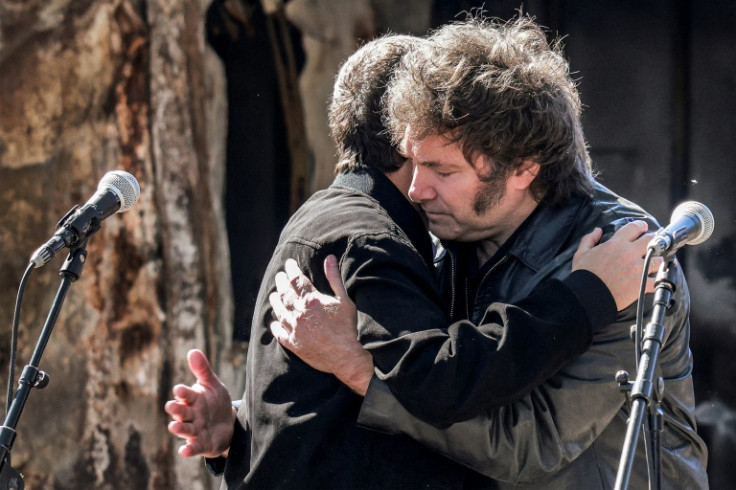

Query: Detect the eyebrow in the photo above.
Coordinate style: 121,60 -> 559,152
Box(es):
415,158 -> 463,171
416,159 -> 442,168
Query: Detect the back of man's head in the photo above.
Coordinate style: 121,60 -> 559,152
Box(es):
386,16 -> 594,205
330,35 -> 423,174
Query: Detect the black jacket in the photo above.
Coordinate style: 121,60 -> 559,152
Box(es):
357,182 -> 709,489
222,169 -> 616,489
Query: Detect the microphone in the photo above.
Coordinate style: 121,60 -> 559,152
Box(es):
648,201 -> 714,256
30,170 -> 141,268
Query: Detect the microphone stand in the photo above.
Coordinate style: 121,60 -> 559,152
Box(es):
0,235 -> 93,490
614,256 -> 678,490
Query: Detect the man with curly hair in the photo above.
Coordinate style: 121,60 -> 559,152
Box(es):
167,28 -> 661,489
270,16 -> 709,489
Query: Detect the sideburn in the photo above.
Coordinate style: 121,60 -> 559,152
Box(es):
472,165 -> 508,215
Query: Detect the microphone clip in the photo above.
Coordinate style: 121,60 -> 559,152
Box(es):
647,229 -> 674,257
30,204 -> 104,269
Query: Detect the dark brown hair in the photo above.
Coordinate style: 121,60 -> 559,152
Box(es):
330,35 -> 423,174
385,16 -> 594,205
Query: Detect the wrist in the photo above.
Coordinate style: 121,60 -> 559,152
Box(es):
336,350 -> 374,396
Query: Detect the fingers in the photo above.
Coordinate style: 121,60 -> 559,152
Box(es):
178,442 -> 199,458
278,257 -> 344,301
165,396 -> 195,423
166,419 -> 204,458
168,419 -> 197,438
269,320 -> 296,351
178,441 -> 204,458
572,227 -> 601,267
323,255 -> 348,300
166,402 -> 206,458
633,228 -> 655,247
269,289 -> 292,327
171,384 -> 198,405
274,271 -> 291,297
284,259 -> 316,296
577,227 -> 603,254
273,271 -> 301,320
609,220 -> 649,242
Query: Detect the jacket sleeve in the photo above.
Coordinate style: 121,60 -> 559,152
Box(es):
284,232 -> 600,418
358,322 -> 632,483
362,269 -> 615,424
357,272 -> 692,484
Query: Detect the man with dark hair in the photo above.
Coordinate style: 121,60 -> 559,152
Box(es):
270,16 -> 709,489
167,32 -> 660,489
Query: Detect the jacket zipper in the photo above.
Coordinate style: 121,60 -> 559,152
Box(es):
470,254 -> 510,321
448,250 -> 457,320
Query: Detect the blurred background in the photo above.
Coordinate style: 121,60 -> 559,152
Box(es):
0,0 -> 733,488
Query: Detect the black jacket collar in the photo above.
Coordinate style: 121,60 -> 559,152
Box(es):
333,169 -> 434,270
508,193 -> 590,272
442,191 -> 591,277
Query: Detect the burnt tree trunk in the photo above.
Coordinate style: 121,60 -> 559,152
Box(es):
0,1 -> 238,488
0,0 -> 431,487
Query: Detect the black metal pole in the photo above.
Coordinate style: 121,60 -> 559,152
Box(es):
0,241 -> 90,489
614,259 -> 678,490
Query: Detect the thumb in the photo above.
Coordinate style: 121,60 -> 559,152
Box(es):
323,255 -> 348,300
576,227 -> 603,254
187,349 -> 219,387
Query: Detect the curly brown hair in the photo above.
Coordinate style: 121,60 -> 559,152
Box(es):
330,35 -> 424,174
385,16 -> 594,205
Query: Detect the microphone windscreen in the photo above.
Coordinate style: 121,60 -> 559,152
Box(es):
671,201 -> 714,245
99,170 -> 141,212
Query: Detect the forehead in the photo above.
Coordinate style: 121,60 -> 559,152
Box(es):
403,132 -> 473,169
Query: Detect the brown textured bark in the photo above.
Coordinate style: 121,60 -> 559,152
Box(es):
0,1 -> 432,487
0,1 -> 232,488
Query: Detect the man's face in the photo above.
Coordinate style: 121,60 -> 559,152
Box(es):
404,133 -> 537,245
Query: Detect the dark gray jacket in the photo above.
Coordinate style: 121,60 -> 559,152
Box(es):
357,182 -> 709,489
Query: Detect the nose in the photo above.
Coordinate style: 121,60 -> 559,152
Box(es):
408,165 -> 436,203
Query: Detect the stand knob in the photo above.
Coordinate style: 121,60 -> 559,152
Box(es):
33,371 -> 50,389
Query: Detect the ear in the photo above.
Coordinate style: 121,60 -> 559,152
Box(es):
510,160 -> 540,190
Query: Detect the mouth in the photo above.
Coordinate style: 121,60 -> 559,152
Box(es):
422,208 -> 447,219
423,213 -> 452,229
